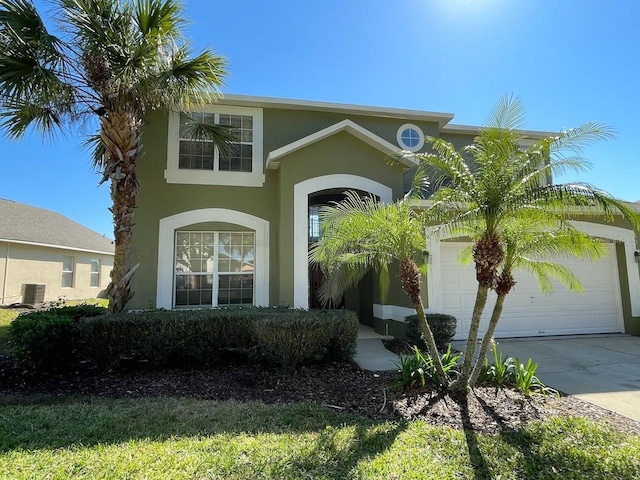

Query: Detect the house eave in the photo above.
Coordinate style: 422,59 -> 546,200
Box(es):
219,94 -> 456,127
440,124 -> 557,139
0,237 -> 115,256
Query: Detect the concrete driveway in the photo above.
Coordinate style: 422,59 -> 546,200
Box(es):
492,335 -> 640,421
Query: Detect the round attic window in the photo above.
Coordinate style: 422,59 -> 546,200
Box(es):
397,123 -> 424,152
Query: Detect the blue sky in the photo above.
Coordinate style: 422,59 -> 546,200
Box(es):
0,0 -> 638,237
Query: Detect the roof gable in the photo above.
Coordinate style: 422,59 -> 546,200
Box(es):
266,119 -> 417,170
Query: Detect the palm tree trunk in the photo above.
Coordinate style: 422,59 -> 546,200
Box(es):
468,293 -> 506,387
100,109 -> 141,313
399,258 -> 449,387
452,284 -> 489,391
414,297 -> 450,387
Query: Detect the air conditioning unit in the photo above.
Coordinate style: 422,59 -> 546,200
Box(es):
23,284 -> 46,305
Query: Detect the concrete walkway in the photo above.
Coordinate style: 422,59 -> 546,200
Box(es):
354,324 -> 399,372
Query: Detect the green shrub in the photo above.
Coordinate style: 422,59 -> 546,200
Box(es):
252,309 -> 358,370
405,313 -> 457,351
395,344 -> 460,389
479,344 -> 557,396
9,305 -> 107,372
47,304 -> 107,320
80,309 -> 255,368
80,307 -> 358,371
9,313 -> 78,372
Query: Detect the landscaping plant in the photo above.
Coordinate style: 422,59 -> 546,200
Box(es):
310,192 -> 449,384
412,94 -> 640,391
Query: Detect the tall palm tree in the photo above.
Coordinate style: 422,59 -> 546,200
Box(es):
457,217 -> 608,387
309,191 -> 450,385
413,95 -> 640,391
0,0 -> 232,312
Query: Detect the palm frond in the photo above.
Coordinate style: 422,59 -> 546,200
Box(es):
518,260 -> 584,294
483,93 -> 525,132
180,113 -> 237,158
310,192 -> 428,302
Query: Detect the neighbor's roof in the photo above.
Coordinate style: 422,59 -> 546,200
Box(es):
0,198 -> 115,255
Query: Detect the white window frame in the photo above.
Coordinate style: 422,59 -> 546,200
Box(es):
90,258 -> 101,288
165,105 -> 265,187
396,123 -> 425,152
61,255 -> 75,288
173,230 -> 256,308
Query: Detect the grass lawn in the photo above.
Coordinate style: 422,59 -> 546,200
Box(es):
0,397 -> 639,479
0,308 -> 18,353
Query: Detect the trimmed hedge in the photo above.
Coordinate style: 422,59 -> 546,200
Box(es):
406,313 -> 457,351
9,306 -> 359,372
9,304 -> 107,372
253,309 -> 358,370
84,307 -> 358,370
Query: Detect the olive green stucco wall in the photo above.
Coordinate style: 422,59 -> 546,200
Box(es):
129,103 -> 640,339
130,107 -> 415,309
275,130 -> 406,306
130,110 -> 281,309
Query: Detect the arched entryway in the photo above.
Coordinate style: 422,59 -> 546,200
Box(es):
293,174 -> 392,309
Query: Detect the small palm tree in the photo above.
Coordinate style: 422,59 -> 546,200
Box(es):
413,95 -> 640,391
309,191 -> 450,385
0,0 -> 232,312
459,217 -> 608,387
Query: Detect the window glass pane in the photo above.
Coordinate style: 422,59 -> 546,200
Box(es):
90,259 -> 100,287
175,231 -> 254,308
62,272 -> 73,288
90,259 -> 100,273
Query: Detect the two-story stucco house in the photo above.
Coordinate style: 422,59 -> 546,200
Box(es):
129,95 -> 640,339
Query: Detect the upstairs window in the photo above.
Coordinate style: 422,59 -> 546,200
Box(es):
397,123 -> 425,152
179,113 -> 254,173
167,106 -> 264,187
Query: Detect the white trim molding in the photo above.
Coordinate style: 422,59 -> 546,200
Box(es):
293,175 -> 393,309
396,123 -> 425,152
164,106 -> 265,187
373,304 -> 416,321
0,237 -> 114,256
425,221 -> 640,321
156,208 -> 270,309
220,94 -> 455,126
568,221 -> 640,317
266,119 -> 416,170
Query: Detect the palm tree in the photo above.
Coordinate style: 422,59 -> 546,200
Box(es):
309,191 -> 450,385
412,95 -> 640,391
0,0 -> 233,312
458,217 -> 608,387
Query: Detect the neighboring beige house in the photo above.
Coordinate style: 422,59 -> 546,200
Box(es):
0,198 -> 114,305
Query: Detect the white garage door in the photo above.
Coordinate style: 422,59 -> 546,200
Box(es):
440,242 -> 623,339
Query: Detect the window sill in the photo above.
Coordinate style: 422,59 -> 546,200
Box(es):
164,169 -> 265,187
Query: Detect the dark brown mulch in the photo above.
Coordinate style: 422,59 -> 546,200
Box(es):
2,355 -> 639,436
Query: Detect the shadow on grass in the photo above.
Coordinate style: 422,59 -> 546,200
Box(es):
474,391 -> 639,479
0,396 -> 404,453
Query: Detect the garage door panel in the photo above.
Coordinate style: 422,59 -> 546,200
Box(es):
437,242 -> 622,339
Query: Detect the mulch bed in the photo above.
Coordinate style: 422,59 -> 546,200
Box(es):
2,354 -> 639,436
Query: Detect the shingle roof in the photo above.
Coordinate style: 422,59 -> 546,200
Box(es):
0,198 -> 115,254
